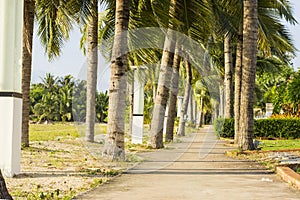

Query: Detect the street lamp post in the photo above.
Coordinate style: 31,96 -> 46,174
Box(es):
0,0 -> 23,177
131,67 -> 146,144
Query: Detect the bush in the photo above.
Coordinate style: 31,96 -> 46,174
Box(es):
214,118 -> 234,138
214,118 -> 300,139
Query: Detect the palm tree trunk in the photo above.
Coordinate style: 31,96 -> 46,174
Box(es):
21,0 -> 35,147
177,58 -> 192,136
0,170 -> 12,200
103,0 -> 130,160
85,0 -> 98,142
219,86 -> 224,117
197,96 -> 204,128
224,33 -> 234,118
165,47 -> 181,142
188,91 -> 194,124
238,0 -> 258,150
234,24 -> 243,144
149,0 -> 178,148
149,47 -> 174,148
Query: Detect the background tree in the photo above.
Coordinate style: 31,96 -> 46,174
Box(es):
58,75 -> 74,122
96,91 -> 109,122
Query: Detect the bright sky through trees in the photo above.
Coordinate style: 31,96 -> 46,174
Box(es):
31,0 -> 300,84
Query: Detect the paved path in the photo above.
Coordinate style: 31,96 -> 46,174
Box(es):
76,126 -> 300,200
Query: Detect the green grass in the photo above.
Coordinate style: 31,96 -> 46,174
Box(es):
259,139 -> 300,151
29,123 -> 108,141
29,123 -> 79,141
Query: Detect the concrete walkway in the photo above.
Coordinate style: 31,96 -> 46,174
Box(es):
76,126 -> 300,200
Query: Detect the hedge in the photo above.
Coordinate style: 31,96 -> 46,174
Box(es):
214,118 -> 300,139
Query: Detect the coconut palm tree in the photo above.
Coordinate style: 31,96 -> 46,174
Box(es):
148,0 -> 178,148
21,0 -> 91,146
234,0 -> 297,146
22,0 -> 36,147
234,24 -> 243,144
224,33 -> 233,118
238,0 -> 258,150
85,0 -> 98,142
58,75 -> 74,122
177,57 -> 192,136
149,0 -> 215,147
102,0 -> 131,160
165,45 -> 181,142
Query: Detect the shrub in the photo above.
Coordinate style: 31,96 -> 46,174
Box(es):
214,118 -> 234,138
214,118 -> 300,139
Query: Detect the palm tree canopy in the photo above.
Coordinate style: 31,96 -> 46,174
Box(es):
35,0 -> 91,60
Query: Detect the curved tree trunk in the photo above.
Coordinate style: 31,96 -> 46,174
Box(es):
149,0 -> 178,148
149,45 -> 175,148
177,58 -> 192,136
224,33 -> 234,118
21,0 -> 35,147
103,0 -> 130,160
165,46 -> 181,142
238,0 -> 258,150
234,24 -> 243,144
85,0 -> 98,142
0,170 -> 12,200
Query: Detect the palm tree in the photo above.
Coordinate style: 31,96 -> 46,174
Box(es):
58,75 -> 74,122
85,0 -> 98,142
194,78 -> 209,127
177,57 -> 192,136
32,73 -> 61,123
224,33 -> 233,118
21,0 -> 91,146
102,0 -> 131,160
148,0 -> 178,148
148,0 -> 213,147
234,24 -> 243,144
165,45 -> 181,142
238,0 -> 258,150
234,0 -> 297,145
22,0 -> 36,147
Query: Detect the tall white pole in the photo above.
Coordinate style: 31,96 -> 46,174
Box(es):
131,67 -> 146,144
163,105 -> 168,135
177,96 -> 183,117
0,0 -> 23,177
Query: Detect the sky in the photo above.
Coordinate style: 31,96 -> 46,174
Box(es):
32,1 -> 300,86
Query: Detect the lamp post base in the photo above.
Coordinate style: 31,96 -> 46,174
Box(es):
0,96 -> 22,178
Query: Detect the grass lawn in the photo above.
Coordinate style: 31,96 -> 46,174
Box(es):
29,123 -> 107,141
259,139 -> 300,151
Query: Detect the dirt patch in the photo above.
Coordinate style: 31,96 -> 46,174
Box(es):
5,139 -> 122,199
